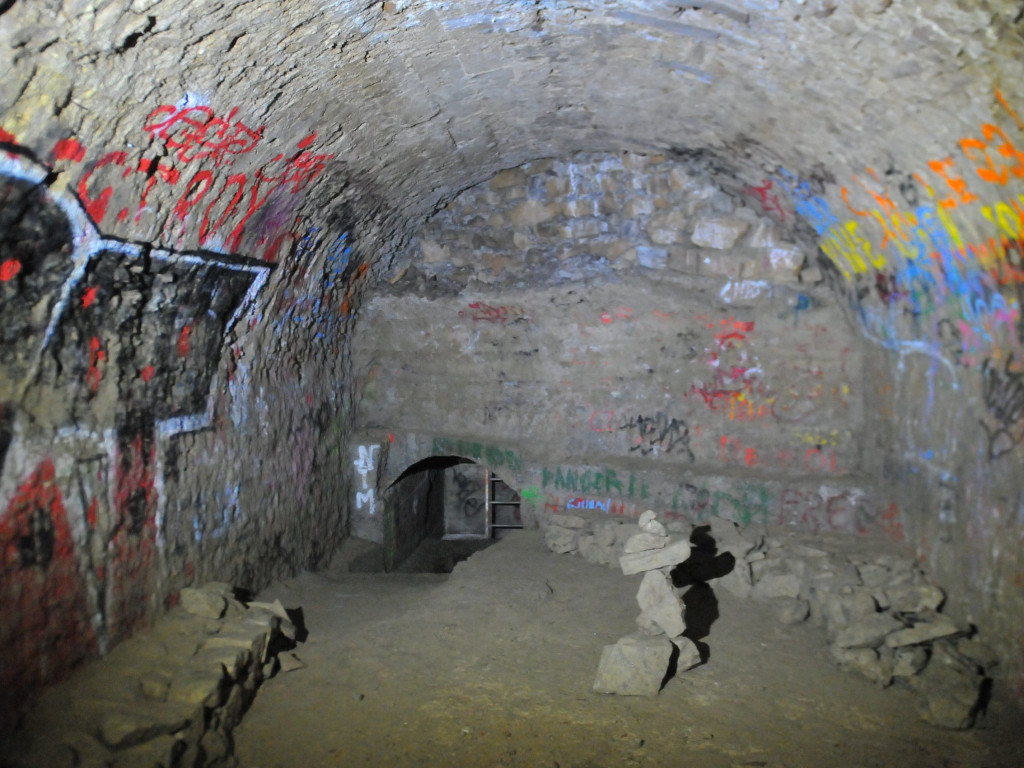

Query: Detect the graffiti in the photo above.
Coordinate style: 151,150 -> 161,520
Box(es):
566,497 -> 613,512
771,89 -> 1024,384
541,465 -> 649,498
0,145 -> 271,698
0,459 -> 97,721
431,437 -> 522,471
450,465 -> 485,519
588,409 -> 616,432
353,445 -> 378,516
980,355 -> 1024,459
5,100 -> 333,258
544,480 -> 900,540
0,148 -> 269,419
458,302 -> 526,325
600,306 -> 634,325
142,104 -> 265,167
746,178 -> 788,221
619,412 -> 694,460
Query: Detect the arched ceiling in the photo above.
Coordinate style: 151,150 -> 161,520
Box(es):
3,0 -> 1022,256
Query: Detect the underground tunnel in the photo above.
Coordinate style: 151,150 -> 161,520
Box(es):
3,0 -> 1024,765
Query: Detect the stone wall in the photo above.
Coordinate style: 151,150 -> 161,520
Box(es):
353,149 -> 1024,692
353,153 -> 890,537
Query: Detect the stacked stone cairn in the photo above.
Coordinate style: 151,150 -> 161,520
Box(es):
542,511 -> 995,728
590,511 -> 702,696
6,582 -> 303,768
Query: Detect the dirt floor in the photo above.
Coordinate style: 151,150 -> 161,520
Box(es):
232,530 -> 1024,768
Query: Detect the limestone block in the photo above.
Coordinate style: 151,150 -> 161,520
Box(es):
893,646 -> 930,677
593,635 -> 674,696
909,645 -> 985,729
192,645 -> 252,681
623,532 -> 668,554
833,612 -> 905,649
830,645 -> 893,687
545,526 -> 579,554
671,636 -> 703,672
638,510 -> 667,536
647,221 -> 685,245
169,670 -> 227,708
624,198 -> 654,217
636,570 -> 685,637
97,707 -> 188,750
752,573 -> 802,601
619,538 -> 692,575
180,588 -> 226,619
885,583 -> 945,614
772,597 -> 810,625
885,616 -> 961,647
509,199 -> 557,228
717,561 -> 753,599
200,582 -> 235,598
691,218 -> 749,249
636,246 -> 668,269
763,246 -> 803,275
636,610 -> 664,636
490,167 -> 527,190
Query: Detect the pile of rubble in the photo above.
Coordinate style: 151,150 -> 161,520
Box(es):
5,582 -> 303,768
542,511 -> 995,729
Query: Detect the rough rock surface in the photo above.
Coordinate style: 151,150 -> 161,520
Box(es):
593,635 -> 674,697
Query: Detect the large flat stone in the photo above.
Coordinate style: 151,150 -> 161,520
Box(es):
619,538 -> 692,575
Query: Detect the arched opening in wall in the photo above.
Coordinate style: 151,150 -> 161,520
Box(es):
380,456 -> 521,573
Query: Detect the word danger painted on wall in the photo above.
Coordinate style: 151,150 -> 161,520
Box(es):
353,444 -> 379,516
2,97 -> 334,258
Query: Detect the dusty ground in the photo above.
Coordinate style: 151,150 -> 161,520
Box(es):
232,530 -> 1024,768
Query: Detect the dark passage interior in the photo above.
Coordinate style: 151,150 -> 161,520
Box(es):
4,1 -> 1024,766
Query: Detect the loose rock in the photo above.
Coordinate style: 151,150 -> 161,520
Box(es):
619,538 -> 692,575
593,635 -> 674,696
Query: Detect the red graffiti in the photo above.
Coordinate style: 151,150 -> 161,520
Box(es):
86,337 -> 105,393
459,302 -> 526,325
0,259 -> 21,282
747,178 -> 787,221
109,432 -> 158,637
82,285 -> 98,308
53,137 -> 86,163
140,366 -> 155,382
600,306 -> 634,325
143,104 -> 264,167
16,106 -> 333,256
589,409 -> 616,432
0,459 -> 97,726
177,324 -> 192,357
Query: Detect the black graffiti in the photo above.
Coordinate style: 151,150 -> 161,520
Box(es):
619,412 -> 695,461
980,355 -> 1024,459
18,507 -> 55,569
451,467 -> 485,519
